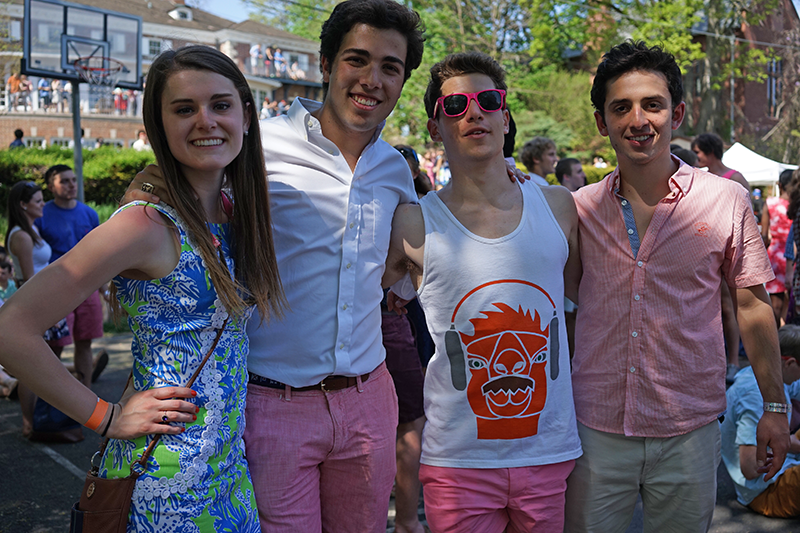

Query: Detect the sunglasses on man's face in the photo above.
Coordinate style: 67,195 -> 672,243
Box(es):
434,89 -> 506,118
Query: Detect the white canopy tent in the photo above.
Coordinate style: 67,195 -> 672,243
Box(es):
721,142 -> 797,191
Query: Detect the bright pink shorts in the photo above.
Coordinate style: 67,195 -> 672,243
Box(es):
419,460 -> 575,533
49,290 -> 104,347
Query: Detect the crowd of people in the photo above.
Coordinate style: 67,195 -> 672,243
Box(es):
0,0 -> 798,531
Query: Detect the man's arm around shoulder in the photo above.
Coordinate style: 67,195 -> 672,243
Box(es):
540,185 -> 581,303
382,203 -> 425,289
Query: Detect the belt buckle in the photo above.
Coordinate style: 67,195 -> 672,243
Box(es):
319,378 -> 329,393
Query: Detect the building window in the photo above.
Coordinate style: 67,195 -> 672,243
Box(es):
0,20 -> 21,41
767,58 -> 782,119
144,39 -> 163,58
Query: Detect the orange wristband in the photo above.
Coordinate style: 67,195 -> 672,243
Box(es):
85,398 -> 110,432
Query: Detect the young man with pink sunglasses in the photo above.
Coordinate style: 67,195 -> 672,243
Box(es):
383,52 -> 582,532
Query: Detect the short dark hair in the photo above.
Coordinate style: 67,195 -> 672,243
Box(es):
319,0 -> 425,96
424,52 -> 507,119
45,164 -> 72,185
779,168 -> 793,190
503,111 -> 516,159
779,324 -> 800,361
691,133 -> 724,160
519,137 -> 555,173
591,40 -> 683,120
555,158 -> 581,183
672,147 -> 698,167
14,129 -> 23,139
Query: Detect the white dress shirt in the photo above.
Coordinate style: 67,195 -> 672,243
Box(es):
247,98 -> 416,387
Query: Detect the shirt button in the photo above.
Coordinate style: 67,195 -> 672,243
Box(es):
349,222 -> 355,229
346,263 -> 352,269
339,343 -> 344,349
621,200 -> 628,206
627,228 -> 634,235
630,366 -> 636,373
637,261 -> 643,267
634,295 -> 640,301
632,331 -> 638,338
307,119 -> 314,127
341,304 -> 348,310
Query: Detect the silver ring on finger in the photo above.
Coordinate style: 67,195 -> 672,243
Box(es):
161,412 -> 169,423
141,182 -> 155,194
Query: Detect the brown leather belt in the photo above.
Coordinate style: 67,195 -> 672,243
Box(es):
248,372 -> 370,392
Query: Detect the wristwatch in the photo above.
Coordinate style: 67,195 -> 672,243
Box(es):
763,402 -> 791,414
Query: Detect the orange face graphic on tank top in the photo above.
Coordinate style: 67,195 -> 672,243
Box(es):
459,302 -> 549,439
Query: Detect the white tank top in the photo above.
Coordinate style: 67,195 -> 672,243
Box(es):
417,183 -> 581,468
8,225 -> 52,279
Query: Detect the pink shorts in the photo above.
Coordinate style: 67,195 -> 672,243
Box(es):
49,290 -> 104,347
243,362 -> 398,533
420,460 -> 575,533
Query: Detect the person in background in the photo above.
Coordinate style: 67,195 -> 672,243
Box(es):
671,146 -> 698,167
9,128 -> 24,148
555,158 -> 587,192
4,181 -> 66,438
721,324 -> 800,518
519,136 -> 557,187
692,132 -> 750,192
0,258 -> 17,302
36,165 -> 105,389
131,130 -> 151,152
396,144 -> 432,197
761,169 -> 793,326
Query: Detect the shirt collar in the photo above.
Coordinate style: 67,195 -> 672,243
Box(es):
607,154 -> 694,200
287,97 -> 386,147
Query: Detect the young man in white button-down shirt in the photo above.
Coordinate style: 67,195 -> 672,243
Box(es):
241,1 -> 424,532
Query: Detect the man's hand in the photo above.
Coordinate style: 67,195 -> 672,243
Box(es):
387,290 -> 410,315
121,165 -> 167,206
506,162 -> 530,184
756,411 -> 790,481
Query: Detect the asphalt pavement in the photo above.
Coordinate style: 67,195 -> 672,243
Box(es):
1,333 -> 799,532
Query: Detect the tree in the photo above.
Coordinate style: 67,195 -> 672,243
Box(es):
243,0 -> 336,41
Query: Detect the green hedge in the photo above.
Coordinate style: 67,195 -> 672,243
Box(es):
0,146 -> 155,216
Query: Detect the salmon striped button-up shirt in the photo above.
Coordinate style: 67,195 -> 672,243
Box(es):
572,159 -> 773,438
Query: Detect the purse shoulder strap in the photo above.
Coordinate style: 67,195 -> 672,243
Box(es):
92,318 -> 229,477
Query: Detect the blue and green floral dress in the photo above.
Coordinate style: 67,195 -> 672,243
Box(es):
100,201 -> 259,532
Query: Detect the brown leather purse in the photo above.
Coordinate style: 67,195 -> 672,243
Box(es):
69,320 -> 227,533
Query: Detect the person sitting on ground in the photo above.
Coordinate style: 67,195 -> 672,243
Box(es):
519,136 -> 557,187
0,45 -> 285,530
721,324 -> 800,518
555,158 -> 587,192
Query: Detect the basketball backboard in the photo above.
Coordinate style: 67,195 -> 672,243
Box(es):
21,0 -> 142,90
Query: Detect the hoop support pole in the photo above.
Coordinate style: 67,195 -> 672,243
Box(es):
71,79 -> 85,203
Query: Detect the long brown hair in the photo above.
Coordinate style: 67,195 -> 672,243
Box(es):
5,181 -> 42,247
143,45 -> 285,319
787,169 -> 800,221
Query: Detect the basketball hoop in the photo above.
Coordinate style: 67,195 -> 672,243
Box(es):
73,56 -> 125,114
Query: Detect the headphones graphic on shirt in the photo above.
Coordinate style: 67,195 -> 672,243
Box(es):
444,279 -> 560,392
